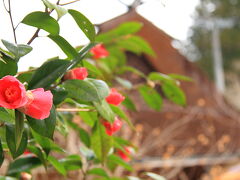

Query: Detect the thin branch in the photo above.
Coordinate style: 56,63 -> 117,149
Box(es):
4,0 -> 17,43
56,108 -> 93,112
59,0 -> 80,6
27,29 -> 40,45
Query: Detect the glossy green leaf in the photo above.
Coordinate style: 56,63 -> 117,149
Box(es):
14,110 -> 24,149
28,43 -> 95,89
27,145 -> 47,168
60,154 -> 82,171
68,9 -> 95,42
67,119 -> 91,147
91,121 -> 113,162
0,108 -> 14,123
96,22 -> 142,43
117,35 -> 155,56
52,87 -> 68,105
122,95 -> 137,111
2,40 -> 32,59
93,100 -> 115,123
6,124 -> 27,159
22,11 -> 60,35
110,105 -> 134,130
162,82 -> 186,106
42,0 -> 67,20
64,78 -> 109,102
28,59 -> 70,89
48,155 -> 66,176
31,129 -> 64,153
168,73 -> 193,82
48,35 -> 78,60
7,156 -> 41,176
148,72 -> 175,83
0,47 -> 15,59
87,168 -> 109,178
0,55 -> 17,78
138,85 -> 162,111
27,107 -> 56,139
0,176 -> 17,180
0,140 -> 4,167
115,77 -> 132,89
107,154 -> 132,171
119,66 -> 146,78
83,60 -> 103,78
78,111 -> 97,127
145,172 -> 166,180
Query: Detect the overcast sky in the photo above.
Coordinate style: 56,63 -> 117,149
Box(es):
0,0 -> 199,71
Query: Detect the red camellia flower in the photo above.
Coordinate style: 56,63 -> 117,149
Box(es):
0,75 -> 28,109
64,67 -> 88,80
90,44 -> 109,59
102,117 -> 122,136
116,147 -> 134,162
18,88 -> 53,120
106,88 -> 125,106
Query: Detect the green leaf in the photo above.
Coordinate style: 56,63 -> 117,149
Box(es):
42,0 -> 67,20
145,172 -> 166,180
0,55 -> 17,78
28,43 -> 96,89
7,156 -> 41,176
68,9 -> 95,42
27,107 -> 56,139
48,35 -> 78,60
0,47 -> 15,59
116,35 -> 155,56
122,96 -> 137,111
91,121 -> 113,162
83,60 -> 103,78
0,176 -> 17,180
28,59 -> 70,89
110,105 -> 134,130
22,11 -> 60,35
66,119 -> 91,147
59,155 -> 82,171
93,100 -> 115,123
0,108 -> 14,123
64,78 -> 109,102
6,124 -> 27,159
162,82 -> 186,106
148,72 -> 175,83
119,66 -> 146,78
0,140 -> 4,167
51,87 -> 68,105
2,40 -> 32,59
87,168 -> 109,178
14,110 -> 24,149
78,111 -> 97,127
48,155 -> 66,176
107,154 -> 132,171
115,77 -> 132,89
168,73 -> 193,82
138,85 -> 162,111
31,129 -> 64,153
96,22 -> 142,43
27,145 -> 47,168
108,47 -> 127,66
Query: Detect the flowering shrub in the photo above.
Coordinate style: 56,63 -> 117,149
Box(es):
0,0 -> 189,179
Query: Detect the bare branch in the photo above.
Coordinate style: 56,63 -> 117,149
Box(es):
59,0 -> 80,6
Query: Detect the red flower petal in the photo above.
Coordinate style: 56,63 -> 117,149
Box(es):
0,76 -> 27,109
106,88 -> 125,106
90,44 -> 109,59
64,67 -> 88,80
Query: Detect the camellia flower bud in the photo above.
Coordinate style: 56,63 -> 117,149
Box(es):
0,75 -> 28,109
64,67 -> 88,80
90,44 -> 109,59
116,146 -> 134,162
18,88 -> 53,120
102,117 -> 122,136
106,88 -> 125,106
